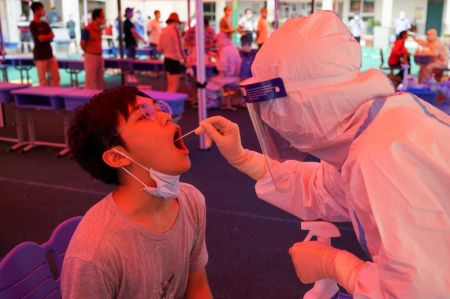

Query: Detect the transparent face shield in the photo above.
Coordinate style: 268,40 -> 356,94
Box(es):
241,78 -> 307,189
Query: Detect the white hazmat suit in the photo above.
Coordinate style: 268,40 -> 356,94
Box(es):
205,32 -> 242,108
200,11 -> 450,298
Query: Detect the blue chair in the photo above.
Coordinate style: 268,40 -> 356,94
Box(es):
0,216 -> 82,299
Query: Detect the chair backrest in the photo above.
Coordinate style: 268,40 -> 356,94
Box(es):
0,216 -> 82,299
379,48 -> 385,68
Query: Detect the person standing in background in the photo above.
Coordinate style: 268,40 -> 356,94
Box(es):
17,14 -> 32,53
394,11 -> 411,36
46,6 -> 60,27
124,7 -> 146,83
159,12 -> 185,92
220,6 -> 235,38
103,20 -> 114,48
80,8 -> 105,90
256,7 -> 269,49
66,15 -> 78,53
147,10 -> 162,49
347,13 -> 364,43
133,10 -> 145,46
29,1 -> 60,86
237,8 -> 256,51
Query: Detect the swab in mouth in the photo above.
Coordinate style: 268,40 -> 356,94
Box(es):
174,127 -> 204,142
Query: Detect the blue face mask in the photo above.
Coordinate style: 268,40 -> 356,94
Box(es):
112,149 -> 180,200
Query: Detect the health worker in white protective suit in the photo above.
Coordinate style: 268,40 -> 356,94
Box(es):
197,11 -> 450,298
205,32 -> 242,108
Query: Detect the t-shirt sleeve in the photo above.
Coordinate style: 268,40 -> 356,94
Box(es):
29,22 -> 39,41
81,28 -> 89,41
238,17 -> 245,27
61,257 -> 115,299
188,188 -> 208,271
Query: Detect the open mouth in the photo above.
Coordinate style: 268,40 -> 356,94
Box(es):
173,127 -> 188,152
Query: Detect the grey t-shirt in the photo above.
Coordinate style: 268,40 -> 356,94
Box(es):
61,183 -> 208,299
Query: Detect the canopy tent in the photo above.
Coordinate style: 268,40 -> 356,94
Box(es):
115,0 -> 209,149
0,0 -> 330,148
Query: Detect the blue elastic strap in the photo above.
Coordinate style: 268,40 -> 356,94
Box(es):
354,96 -> 387,139
240,77 -> 287,103
353,211 -> 371,258
348,97 -> 387,259
409,94 -> 450,128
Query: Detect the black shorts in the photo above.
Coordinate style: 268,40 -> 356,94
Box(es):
164,58 -> 182,75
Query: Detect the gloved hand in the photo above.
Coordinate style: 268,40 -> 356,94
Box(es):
198,116 -> 244,163
289,241 -> 364,294
198,116 -> 268,180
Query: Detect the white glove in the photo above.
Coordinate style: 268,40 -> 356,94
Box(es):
199,116 -> 268,180
289,241 -> 364,294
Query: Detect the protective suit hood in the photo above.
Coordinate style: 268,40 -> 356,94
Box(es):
241,11 -> 394,166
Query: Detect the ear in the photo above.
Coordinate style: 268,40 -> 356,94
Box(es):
102,147 -> 131,168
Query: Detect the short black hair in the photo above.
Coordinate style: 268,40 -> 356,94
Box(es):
92,8 -> 103,21
244,8 -> 252,14
69,86 -> 151,185
224,6 -> 231,12
397,30 -> 408,40
30,2 -> 43,13
154,10 -> 160,15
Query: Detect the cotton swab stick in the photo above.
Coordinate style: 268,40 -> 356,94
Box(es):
174,127 -> 204,142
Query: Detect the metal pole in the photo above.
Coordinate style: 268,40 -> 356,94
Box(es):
195,0 -> 208,149
83,0 -> 88,26
232,0 -> 238,45
117,0 -> 125,85
311,0 -> 315,14
274,0 -> 279,29
0,7 -> 4,59
0,13 -> 4,127
187,0 -> 191,29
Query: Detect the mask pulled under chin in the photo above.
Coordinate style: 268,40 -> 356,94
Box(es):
143,169 -> 180,199
113,149 -> 180,200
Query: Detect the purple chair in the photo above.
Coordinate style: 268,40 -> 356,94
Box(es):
0,216 -> 82,299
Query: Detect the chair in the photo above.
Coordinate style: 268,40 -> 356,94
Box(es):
0,216 -> 82,299
0,64 -> 8,82
379,48 -> 402,75
432,67 -> 450,82
379,48 -> 405,87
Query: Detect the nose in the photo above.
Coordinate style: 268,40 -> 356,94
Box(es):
158,111 -> 173,126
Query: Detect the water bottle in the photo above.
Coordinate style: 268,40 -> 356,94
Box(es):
301,221 -> 341,299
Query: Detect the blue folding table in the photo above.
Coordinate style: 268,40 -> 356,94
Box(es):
11,87 -> 75,155
0,82 -> 31,150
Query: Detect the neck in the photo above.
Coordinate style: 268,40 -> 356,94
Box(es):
33,15 -> 41,22
113,182 -> 173,217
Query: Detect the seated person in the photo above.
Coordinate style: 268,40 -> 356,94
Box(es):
413,28 -> 449,83
206,33 -> 242,109
61,86 -> 213,298
184,17 -> 216,68
388,30 -> 410,83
